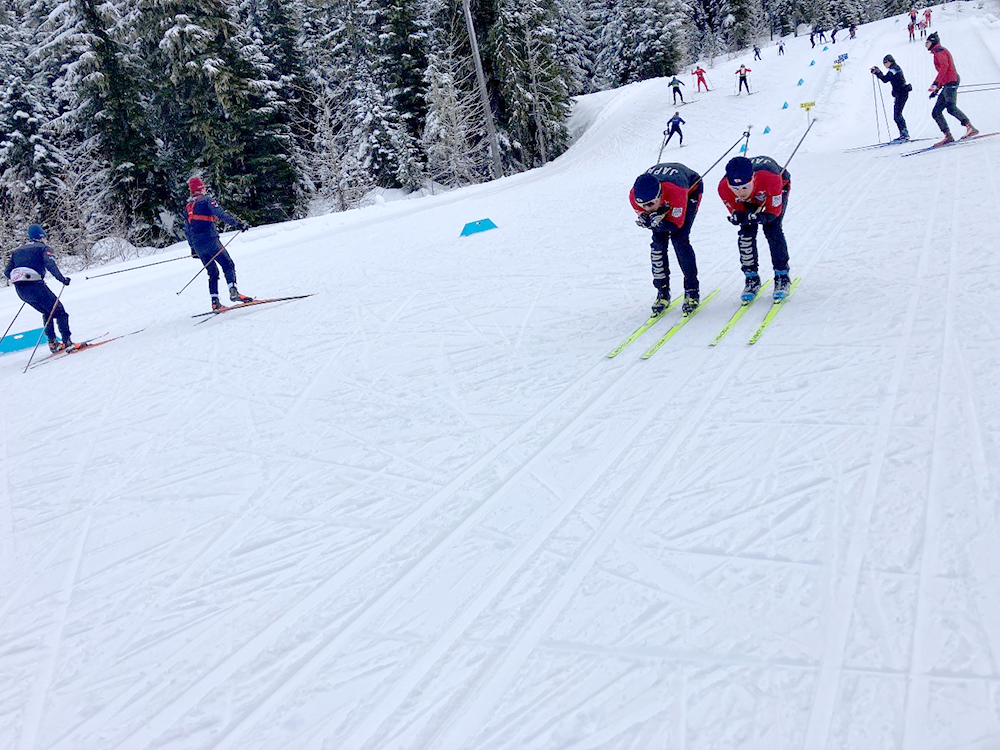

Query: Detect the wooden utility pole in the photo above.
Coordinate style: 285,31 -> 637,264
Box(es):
461,0 -> 504,179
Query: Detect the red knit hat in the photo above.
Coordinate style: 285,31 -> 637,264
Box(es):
188,176 -> 206,195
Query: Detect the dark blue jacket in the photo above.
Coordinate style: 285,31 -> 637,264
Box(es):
667,115 -> 685,131
4,241 -> 70,284
184,194 -> 245,252
874,64 -> 910,98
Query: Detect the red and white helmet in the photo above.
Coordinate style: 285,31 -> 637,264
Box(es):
188,176 -> 207,196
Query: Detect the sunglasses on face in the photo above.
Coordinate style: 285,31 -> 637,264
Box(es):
637,198 -> 659,209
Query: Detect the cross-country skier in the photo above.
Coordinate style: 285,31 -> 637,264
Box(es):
735,65 -> 752,94
664,112 -> 685,147
668,76 -> 686,104
923,7 -> 931,26
3,225 -> 74,352
184,177 -> 253,310
871,54 -> 911,141
753,45 -> 761,60
925,31 -> 978,146
630,164 -> 704,315
718,156 -> 792,303
692,67 -> 710,92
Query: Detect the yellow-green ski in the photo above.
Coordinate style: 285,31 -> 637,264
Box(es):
747,277 -> 801,345
709,279 -> 773,346
606,297 -> 682,358
640,288 -> 720,359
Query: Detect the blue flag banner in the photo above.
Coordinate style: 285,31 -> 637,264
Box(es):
461,219 -> 498,236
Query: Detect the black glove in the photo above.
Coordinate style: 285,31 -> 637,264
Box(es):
727,212 -> 741,226
191,249 -> 199,259
870,66 -> 878,75
63,277 -> 71,286
237,222 -> 249,231
635,213 -> 652,228
745,212 -> 761,225
648,209 -> 668,228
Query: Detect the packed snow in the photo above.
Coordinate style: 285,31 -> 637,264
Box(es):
2,4 -> 1000,748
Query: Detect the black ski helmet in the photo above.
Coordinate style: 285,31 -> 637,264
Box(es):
883,54 -> 895,65
927,31 -> 940,47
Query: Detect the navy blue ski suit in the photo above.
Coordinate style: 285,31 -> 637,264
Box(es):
4,241 -> 72,344
184,194 -> 247,298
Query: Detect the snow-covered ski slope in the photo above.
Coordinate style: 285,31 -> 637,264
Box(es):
2,4 -> 1000,748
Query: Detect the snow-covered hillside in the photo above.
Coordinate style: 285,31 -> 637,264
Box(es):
2,4 -> 999,748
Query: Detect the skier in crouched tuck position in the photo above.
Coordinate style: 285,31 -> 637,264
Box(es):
629,164 -> 704,316
4,224 -> 74,352
718,156 -> 792,304
184,176 -> 253,310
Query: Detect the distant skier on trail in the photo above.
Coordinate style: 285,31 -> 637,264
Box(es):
871,54 -> 911,141
925,31 -> 979,146
184,177 -> 253,310
663,112 -> 685,147
3,224 -> 74,352
630,164 -> 704,315
692,67 -> 710,91
668,76 -> 686,104
735,65 -> 752,94
718,156 -> 793,304
753,44 -> 761,60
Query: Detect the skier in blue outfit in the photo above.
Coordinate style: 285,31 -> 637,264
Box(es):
3,224 -> 74,352
184,176 -> 252,310
664,112 -> 685,147
870,54 -> 911,141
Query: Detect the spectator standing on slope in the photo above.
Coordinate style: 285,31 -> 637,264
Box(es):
3,225 -> 74,352
925,31 -> 979,146
184,177 -> 253,310
692,67 -> 710,91
718,156 -> 793,304
630,164 -> 704,315
668,76 -> 686,104
735,65 -> 752,94
663,112 -> 685,147
871,54 -> 911,141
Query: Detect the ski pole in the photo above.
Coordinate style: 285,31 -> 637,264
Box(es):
1,302 -> 26,343
689,127 -> 752,192
878,83 -> 892,138
175,232 -> 242,296
657,130 -> 670,161
871,75 -> 882,143
23,284 -> 66,372
782,118 -> 816,171
86,255 -> 188,280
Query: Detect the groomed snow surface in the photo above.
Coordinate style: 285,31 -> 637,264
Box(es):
3,4 -> 1000,748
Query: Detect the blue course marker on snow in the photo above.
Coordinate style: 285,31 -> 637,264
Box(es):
782,102 -> 789,109
810,60 -> 815,66
797,79 -> 804,86
763,125 -> 771,134
461,218 -> 497,236
0,328 -> 44,354
822,46 -> 829,51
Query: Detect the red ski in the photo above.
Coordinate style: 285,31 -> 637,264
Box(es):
25,329 -> 145,371
192,294 -> 315,323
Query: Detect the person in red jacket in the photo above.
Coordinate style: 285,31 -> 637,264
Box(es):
692,66 -> 710,92
718,156 -> 792,303
184,176 -> 252,310
925,32 -> 978,146
630,164 -> 704,315
735,65 -> 752,94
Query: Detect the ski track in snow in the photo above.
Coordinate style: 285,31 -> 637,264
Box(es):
2,5 -> 1000,749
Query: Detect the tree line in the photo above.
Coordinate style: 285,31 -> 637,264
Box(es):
0,0 -> 913,261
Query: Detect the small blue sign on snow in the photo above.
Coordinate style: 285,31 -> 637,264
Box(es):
823,46 -> 829,51
461,218 -> 497,237
763,125 -> 771,134
797,79 -> 804,86
782,102 -> 789,109
0,328 -> 44,354
810,60 -> 815,66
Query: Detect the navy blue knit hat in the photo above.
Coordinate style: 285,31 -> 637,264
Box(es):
27,224 -> 46,240
633,173 -> 660,203
725,157 -> 754,187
